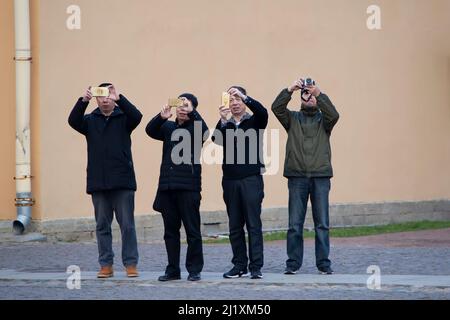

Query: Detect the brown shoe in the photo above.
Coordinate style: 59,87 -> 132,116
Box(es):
97,265 -> 114,278
126,265 -> 139,278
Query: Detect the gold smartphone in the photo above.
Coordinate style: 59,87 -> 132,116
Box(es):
91,87 -> 110,97
168,98 -> 183,108
222,92 -> 230,108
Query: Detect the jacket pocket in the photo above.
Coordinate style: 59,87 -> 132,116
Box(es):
285,150 -> 296,171
123,151 -> 133,168
153,190 -> 163,212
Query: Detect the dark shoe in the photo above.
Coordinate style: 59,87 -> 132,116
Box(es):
250,270 -> 263,279
284,267 -> 298,275
318,267 -> 334,275
158,273 -> 181,281
187,273 -> 201,281
223,267 -> 249,279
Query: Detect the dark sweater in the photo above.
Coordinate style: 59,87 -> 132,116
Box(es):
68,95 -> 143,194
146,109 -> 209,192
212,96 -> 268,180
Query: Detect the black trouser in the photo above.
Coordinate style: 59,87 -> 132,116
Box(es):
222,175 -> 264,272
159,190 -> 204,275
91,189 -> 139,267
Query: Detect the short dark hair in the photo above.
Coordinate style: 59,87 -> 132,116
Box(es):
229,86 -> 247,96
178,93 -> 199,108
98,83 -> 112,87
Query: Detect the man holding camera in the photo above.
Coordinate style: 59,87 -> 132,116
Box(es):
146,94 -> 208,282
213,86 -> 268,280
272,78 -> 339,275
68,83 -> 142,278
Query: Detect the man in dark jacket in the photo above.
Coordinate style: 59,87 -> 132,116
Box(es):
272,78 -> 339,275
68,83 -> 142,278
213,86 -> 268,280
146,93 -> 208,282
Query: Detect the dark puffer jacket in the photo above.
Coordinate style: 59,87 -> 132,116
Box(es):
146,110 -> 209,192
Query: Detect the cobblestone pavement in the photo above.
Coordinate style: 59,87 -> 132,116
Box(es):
0,230 -> 450,300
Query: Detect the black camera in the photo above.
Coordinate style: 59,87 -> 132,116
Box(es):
303,78 -> 315,87
301,78 -> 315,102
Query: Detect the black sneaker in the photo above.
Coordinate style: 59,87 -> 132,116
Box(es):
223,267 -> 249,279
318,267 -> 334,275
187,273 -> 201,281
284,267 -> 298,275
250,270 -> 263,279
158,273 -> 181,281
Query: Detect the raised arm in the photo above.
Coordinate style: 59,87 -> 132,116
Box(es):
189,109 -> 209,143
145,105 -> 172,141
211,102 -> 231,147
68,87 -> 91,135
271,88 -> 295,131
115,94 -> 143,132
107,85 -> 142,132
244,96 -> 268,129
305,81 -> 339,134
316,93 -> 339,134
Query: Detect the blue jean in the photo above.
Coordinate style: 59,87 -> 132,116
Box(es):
286,177 -> 331,270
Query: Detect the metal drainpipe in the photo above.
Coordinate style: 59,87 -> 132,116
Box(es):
13,0 -> 34,235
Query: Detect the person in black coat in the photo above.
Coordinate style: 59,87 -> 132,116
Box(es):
146,93 -> 208,282
212,86 -> 268,280
68,83 -> 142,278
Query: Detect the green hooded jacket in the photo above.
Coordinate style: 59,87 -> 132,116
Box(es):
271,88 -> 339,178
